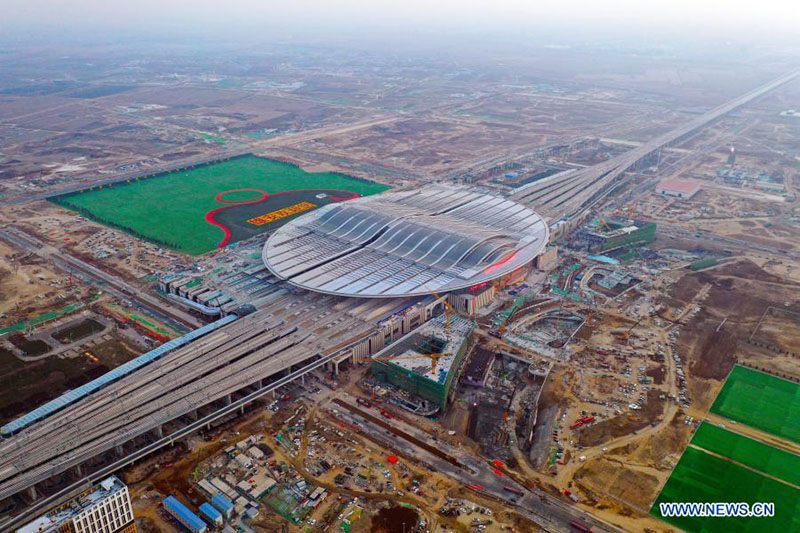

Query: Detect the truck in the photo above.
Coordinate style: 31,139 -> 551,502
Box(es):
357,397 -> 372,408
570,520 -> 592,532
569,416 -> 596,430
503,485 -> 524,496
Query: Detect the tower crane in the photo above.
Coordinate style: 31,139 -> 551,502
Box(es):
427,288 -> 452,340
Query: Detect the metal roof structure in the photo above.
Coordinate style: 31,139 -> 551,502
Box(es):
0,314 -> 238,437
263,184 -> 548,297
164,496 -> 207,532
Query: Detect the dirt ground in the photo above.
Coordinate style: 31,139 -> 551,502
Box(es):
568,413 -> 694,531
669,259 -> 800,399
0,239 -> 70,317
0,201 -> 184,283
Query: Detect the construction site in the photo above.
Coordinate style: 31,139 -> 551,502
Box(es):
1,34 -> 800,533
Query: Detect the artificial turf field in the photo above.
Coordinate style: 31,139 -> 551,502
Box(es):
651,446 -> 800,532
710,365 -> 800,444
52,155 -> 389,255
691,422 -> 800,486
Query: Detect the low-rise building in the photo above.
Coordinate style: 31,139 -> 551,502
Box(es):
656,178 -> 701,199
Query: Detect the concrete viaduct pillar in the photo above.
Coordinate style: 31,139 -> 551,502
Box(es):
115,445 -> 124,457
26,485 -> 38,501
153,425 -> 163,439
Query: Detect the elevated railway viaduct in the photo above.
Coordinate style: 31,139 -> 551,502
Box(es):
512,69 -> 800,233
0,289 -> 433,530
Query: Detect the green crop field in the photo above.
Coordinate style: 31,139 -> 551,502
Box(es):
52,155 -> 389,255
651,447 -> 800,532
710,365 -> 800,443
692,422 -> 800,486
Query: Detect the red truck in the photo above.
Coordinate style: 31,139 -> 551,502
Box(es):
569,416 -> 596,430
570,520 -> 592,532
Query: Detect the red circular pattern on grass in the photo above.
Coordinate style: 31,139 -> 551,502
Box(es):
215,188 -> 269,203
205,188 -> 361,249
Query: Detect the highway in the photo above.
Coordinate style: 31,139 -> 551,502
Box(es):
513,69 -> 800,223
0,226 -> 202,330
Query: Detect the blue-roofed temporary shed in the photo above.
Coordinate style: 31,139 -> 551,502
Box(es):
164,495 -> 207,533
1,314 -> 238,437
211,493 -> 234,519
199,502 -> 223,525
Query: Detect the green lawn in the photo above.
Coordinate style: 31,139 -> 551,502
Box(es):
692,422 -> 800,486
710,365 -> 800,444
52,155 -> 389,255
651,447 -> 800,532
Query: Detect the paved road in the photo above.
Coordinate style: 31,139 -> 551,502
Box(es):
330,397 -> 617,533
0,225 -> 201,330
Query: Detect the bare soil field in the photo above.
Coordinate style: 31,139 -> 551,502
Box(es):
663,259 -> 800,409
578,390 -> 666,448
0,240 -> 68,317
753,307 -> 800,354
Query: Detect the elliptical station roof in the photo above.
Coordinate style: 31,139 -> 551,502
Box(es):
263,184 -> 548,297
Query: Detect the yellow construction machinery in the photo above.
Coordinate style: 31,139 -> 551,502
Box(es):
598,214 -> 614,233
373,288 -> 454,374
427,287 -> 452,340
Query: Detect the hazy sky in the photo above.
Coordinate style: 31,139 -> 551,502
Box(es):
2,0 -> 800,44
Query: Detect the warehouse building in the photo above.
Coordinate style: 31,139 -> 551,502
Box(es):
656,177 -> 701,199
163,496 -> 206,533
